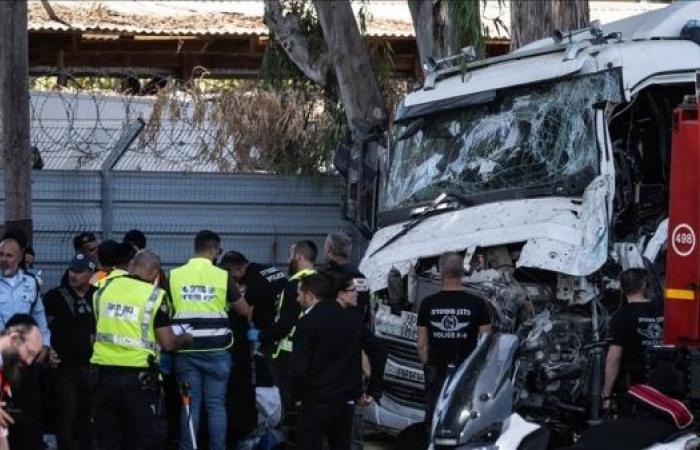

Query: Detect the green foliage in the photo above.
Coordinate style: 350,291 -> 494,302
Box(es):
449,0 -> 485,58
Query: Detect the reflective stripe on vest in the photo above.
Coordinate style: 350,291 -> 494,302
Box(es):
169,257 -> 232,352
273,268 -> 316,358
94,332 -> 157,351
90,277 -> 164,368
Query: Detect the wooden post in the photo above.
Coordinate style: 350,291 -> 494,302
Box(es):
0,1 -> 33,243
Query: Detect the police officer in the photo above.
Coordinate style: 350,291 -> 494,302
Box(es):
248,241 -> 317,418
169,230 -> 249,450
0,235 -> 54,450
223,251 -> 287,337
220,251 -> 286,442
91,250 -> 191,450
417,252 -> 491,425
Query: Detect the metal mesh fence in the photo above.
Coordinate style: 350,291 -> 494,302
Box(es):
28,72 -> 340,174
17,72 -> 359,290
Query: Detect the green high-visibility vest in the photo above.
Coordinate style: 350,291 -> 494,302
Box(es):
91,276 -> 165,368
273,267 -> 316,358
169,257 -> 232,352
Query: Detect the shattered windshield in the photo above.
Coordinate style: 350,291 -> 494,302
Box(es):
381,70 -> 622,210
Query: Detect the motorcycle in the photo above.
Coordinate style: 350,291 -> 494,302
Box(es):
428,333 -> 699,450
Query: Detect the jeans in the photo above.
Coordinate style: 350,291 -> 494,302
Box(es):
175,351 -> 231,450
298,402 -> 354,450
53,363 -> 93,450
93,370 -> 166,450
350,406 -> 364,450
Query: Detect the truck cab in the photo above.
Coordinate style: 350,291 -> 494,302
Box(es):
338,1 -> 700,433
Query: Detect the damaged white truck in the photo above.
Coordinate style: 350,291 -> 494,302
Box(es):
333,1 -> 700,445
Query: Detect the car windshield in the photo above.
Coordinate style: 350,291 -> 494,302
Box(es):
381,70 -> 622,210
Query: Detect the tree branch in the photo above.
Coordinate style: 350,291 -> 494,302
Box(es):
263,0 -> 331,87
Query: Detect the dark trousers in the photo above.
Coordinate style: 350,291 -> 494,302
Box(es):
298,402 -> 354,450
271,351 -> 294,415
92,370 -> 165,450
53,363 -> 93,450
9,364 -> 44,450
423,365 -> 447,426
271,351 -> 297,446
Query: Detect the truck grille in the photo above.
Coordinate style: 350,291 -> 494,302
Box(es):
379,336 -> 421,366
378,335 -> 425,410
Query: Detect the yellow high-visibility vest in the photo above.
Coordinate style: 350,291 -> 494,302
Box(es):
91,276 -> 165,368
169,257 -> 232,352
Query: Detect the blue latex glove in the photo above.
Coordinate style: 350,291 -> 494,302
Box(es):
247,327 -> 261,343
160,351 -> 173,376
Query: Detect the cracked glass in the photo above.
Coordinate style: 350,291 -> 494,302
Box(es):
382,70 -> 622,210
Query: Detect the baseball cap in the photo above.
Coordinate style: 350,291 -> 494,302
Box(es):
73,232 -> 97,251
69,253 -> 96,273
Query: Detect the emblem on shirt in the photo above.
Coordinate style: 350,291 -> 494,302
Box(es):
181,285 -> 215,302
430,308 -> 472,338
432,314 -> 470,332
105,303 -> 139,321
638,317 -> 664,345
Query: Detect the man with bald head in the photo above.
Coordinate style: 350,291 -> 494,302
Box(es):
91,249 -> 192,450
0,235 -> 53,449
416,252 -> 491,426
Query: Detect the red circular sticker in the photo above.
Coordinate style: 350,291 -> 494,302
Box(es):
672,223 -> 696,257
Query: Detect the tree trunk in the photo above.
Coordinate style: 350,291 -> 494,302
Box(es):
312,0 -> 386,140
263,0 -> 331,86
409,0 -> 484,75
510,0 -> 590,50
0,0 -> 32,241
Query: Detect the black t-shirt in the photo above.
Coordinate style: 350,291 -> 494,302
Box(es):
239,263 -> 287,329
153,294 -> 172,329
608,300 -> 664,383
44,284 -> 97,365
417,290 -> 490,369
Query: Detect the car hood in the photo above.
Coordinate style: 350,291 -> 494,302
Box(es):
360,176 -> 610,291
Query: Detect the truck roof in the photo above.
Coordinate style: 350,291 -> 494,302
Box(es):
403,1 -> 700,111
